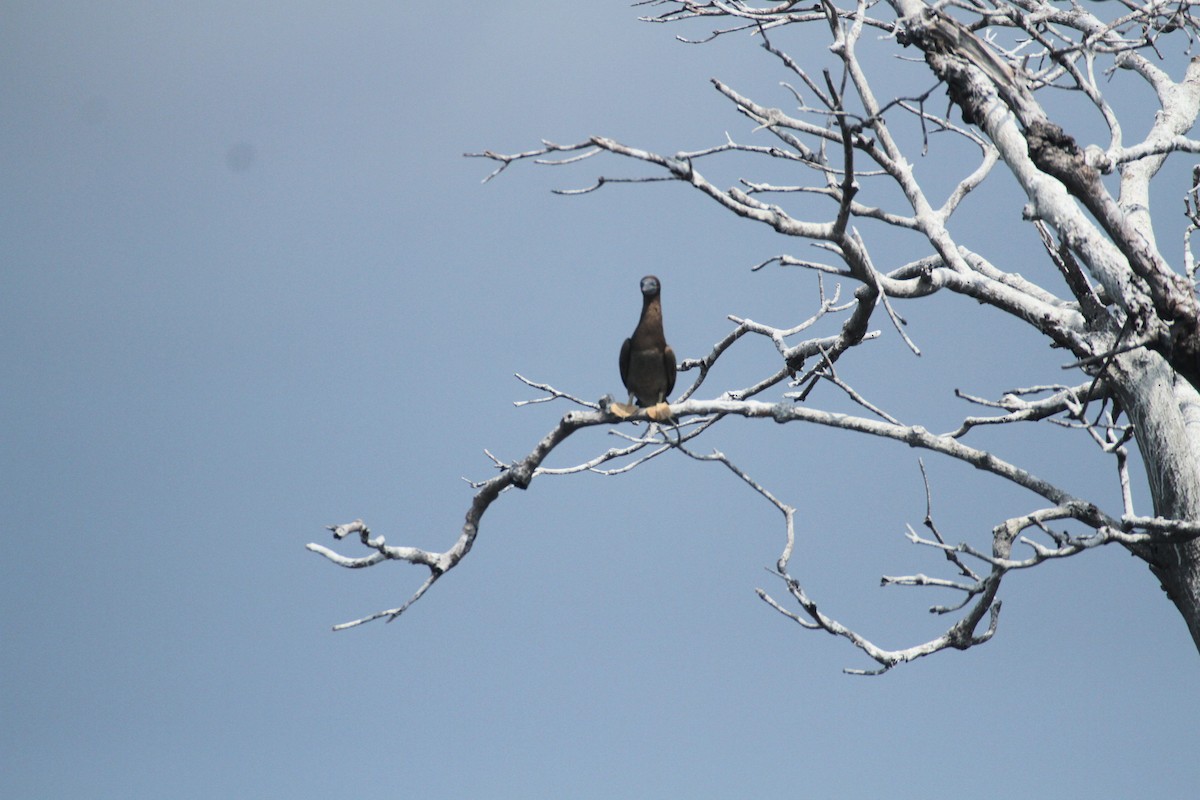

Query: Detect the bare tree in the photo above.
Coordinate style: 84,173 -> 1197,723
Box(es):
309,0 -> 1200,673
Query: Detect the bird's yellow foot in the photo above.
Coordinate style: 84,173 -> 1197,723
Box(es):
609,402 -> 638,419
646,402 -> 673,421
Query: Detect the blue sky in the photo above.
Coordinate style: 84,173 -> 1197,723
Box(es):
3,3 -> 1198,798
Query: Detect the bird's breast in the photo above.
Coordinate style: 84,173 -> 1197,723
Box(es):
626,347 -> 669,404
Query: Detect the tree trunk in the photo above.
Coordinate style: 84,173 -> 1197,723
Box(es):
1112,350 -> 1200,652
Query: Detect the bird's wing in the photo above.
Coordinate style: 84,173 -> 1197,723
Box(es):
663,344 -> 677,400
619,336 -> 633,392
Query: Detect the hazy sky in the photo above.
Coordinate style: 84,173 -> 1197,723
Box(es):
4,3 -> 1198,798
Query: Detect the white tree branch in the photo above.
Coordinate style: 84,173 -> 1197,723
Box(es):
320,0 -> 1200,663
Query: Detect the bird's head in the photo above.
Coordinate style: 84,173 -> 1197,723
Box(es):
640,275 -> 661,298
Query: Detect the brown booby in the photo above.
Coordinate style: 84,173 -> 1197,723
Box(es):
613,275 -> 676,421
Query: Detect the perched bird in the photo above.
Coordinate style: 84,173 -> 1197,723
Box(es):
615,275 -> 676,420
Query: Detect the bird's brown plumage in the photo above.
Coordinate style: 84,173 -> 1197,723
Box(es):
619,275 -> 676,414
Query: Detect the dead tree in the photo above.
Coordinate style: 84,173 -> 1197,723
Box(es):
310,0 -> 1200,673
